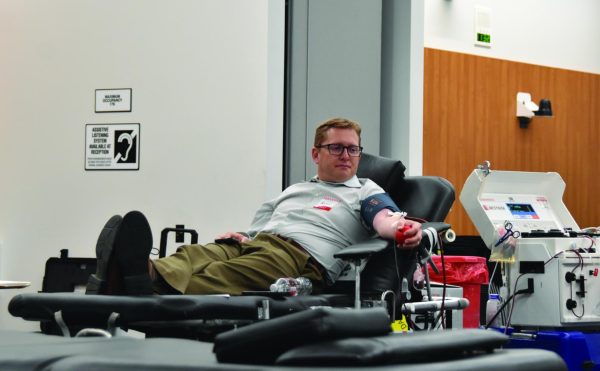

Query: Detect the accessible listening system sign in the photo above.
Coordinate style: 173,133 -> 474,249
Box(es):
85,123 -> 140,170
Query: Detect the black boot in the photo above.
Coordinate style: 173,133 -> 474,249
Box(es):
86,215 -> 123,295
114,210 -> 154,295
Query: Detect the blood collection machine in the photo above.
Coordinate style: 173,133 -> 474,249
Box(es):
460,163 -> 600,329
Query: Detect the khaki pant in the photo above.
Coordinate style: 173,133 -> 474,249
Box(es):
152,233 -> 323,295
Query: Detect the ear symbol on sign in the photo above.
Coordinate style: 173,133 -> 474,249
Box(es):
117,133 -> 133,162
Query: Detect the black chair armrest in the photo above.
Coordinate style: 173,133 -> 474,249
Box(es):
214,307 -> 391,365
333,239 -> 389,261
160,227 -> 198,258
421,222 -> 451,233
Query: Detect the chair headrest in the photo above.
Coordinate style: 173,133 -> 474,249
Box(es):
357,153 -> 406,193
357,153 -> 455,222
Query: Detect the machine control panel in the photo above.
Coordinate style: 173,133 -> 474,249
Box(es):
480,193 -> 563,234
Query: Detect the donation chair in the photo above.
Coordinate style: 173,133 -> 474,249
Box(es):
9,153 -> 455,337
330,153 -> 457,319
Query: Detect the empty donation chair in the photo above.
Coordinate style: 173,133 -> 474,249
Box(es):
0,307 -> 567,370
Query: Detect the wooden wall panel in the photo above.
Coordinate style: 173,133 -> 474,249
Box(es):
423,48 -> 600,236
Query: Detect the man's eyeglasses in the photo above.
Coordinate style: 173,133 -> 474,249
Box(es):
316,143 -> 363,157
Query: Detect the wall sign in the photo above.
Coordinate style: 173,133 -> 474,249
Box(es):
95,88 -> 132,112
85,123 -> 140,170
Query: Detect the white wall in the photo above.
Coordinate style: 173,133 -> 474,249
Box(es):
425,0 -> 600,74
0,0 -> 284,330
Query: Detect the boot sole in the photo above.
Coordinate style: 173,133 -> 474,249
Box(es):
85,215 -> 123,295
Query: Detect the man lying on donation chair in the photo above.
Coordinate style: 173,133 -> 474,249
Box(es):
86,117 -> 423,297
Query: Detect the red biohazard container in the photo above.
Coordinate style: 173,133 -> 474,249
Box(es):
427,255 -> 489,328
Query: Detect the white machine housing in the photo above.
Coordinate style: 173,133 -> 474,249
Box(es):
460,168 -> 600,329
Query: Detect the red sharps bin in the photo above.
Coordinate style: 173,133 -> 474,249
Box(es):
428,255 -> 489,328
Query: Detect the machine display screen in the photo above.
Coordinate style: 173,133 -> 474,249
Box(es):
506,203 -> 539,219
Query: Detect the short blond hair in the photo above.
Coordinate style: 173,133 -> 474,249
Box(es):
313,117 -> 362,147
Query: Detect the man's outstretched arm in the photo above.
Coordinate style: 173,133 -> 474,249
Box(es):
372,210 -> 422,249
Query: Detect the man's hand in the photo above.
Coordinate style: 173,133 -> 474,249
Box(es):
397,219 -> 422,249
372,209 -> 422,249
215,232 -> 250,243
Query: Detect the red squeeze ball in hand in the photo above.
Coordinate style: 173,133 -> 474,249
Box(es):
395,225 -> 411,245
